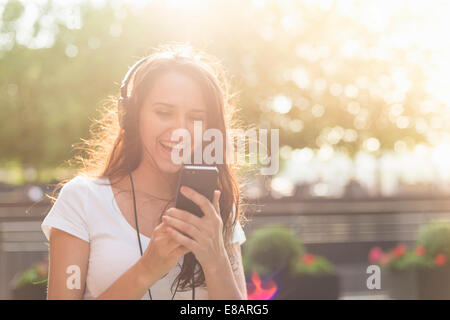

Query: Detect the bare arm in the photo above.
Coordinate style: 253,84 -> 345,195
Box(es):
48,228 -> 155,300
96,222 -> 188,299
225,242 -> 248,299
47,228 -> 90,299
202,242 -> 247,300
47,222 -> 188,300
94,260 -> 158,300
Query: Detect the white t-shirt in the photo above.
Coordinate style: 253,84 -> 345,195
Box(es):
41,175 -> 246,300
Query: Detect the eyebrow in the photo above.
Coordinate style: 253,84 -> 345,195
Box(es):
152,102 -> 206,113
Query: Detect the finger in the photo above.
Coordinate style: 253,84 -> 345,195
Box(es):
166,226 -> 198,252
158,222 -> 182,251
180,186 -> 216,218
162,215 -> 204,242
164,207 -> 203,229
212,190 -> 221,217
155,220 -> 170,234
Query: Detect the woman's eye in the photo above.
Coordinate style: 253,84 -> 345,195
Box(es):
156,110 -> 172,117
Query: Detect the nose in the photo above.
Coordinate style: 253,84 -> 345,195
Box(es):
168,113 -> 190,142
173,113 -> 188,131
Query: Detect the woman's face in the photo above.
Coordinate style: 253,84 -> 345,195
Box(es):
139,71 -> 208,174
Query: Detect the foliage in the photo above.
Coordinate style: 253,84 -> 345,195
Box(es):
243,224 -> 334,280
11,259 -> 48,289
1,0 -> 447,183
369,221 -> 450,271
294,253 -> 334,275
243,225 -> 304,280
417,221 -> 450,258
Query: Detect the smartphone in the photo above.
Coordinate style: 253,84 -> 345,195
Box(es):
174,165 -> 219,217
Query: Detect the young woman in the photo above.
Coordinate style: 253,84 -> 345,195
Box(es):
41,43 -> 247,300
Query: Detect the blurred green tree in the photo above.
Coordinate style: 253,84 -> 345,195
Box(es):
0,0 -> 447,182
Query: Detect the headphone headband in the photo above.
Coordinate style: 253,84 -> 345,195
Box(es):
118,56 -> 150,129
120,56 -> 150,98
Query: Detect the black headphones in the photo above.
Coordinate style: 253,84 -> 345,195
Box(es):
119,56 -> 196,300
118,56 -> 150,129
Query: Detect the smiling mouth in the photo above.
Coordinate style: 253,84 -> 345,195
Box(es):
159,140 -> 184,153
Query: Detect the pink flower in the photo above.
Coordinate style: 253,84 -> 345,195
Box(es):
369,247 -> 383,263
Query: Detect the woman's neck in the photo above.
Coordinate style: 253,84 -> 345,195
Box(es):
131,159 -> 178,200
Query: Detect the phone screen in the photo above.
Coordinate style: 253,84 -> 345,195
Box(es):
174,165 -> 219,217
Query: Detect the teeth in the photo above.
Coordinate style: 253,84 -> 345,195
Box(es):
160,141 -> 184,149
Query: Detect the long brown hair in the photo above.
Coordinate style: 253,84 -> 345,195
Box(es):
53,43 -> 244,292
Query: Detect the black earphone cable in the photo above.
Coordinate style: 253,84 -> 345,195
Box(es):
127,167 -> 195,300
127,168 -> 152,300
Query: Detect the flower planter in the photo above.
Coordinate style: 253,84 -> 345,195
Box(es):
11,283 -> 47,300
417,268 -> 450,300
385,268 -> 419,300
274,273 -> 340,300
385,267 -> 450,300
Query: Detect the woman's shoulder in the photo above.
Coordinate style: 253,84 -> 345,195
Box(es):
57,175 -> 109,197
42,175 -> 97,243
65,174 -> 109,187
